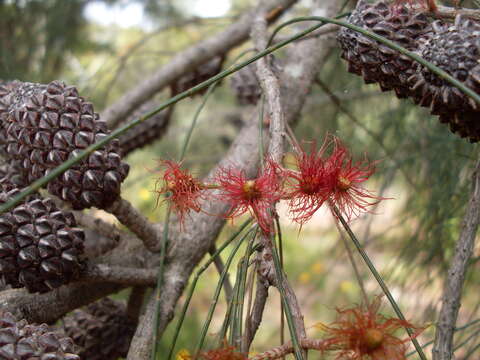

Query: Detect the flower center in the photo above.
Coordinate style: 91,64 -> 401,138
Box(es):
337,176 -> 351,190
363,328 -> 384,350
242,180 -> 260,200
300,176 -> 320,195
166,180 -> 176,191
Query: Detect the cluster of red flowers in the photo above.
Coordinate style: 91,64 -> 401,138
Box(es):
319,296 -> 423,360
155,136 -> 385,233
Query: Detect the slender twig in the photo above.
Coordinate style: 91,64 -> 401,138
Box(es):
433,159 -> 480,360
331,205 -> 427,360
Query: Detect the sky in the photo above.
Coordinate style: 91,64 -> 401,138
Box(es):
84,0 -> 232,29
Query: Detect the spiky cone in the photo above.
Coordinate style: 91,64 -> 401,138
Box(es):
0,177 -> 85,293
0,80 -> 129,209
230,56 -> 281,105
118,100 -> 173,156
409,15 -> 480,142
171,56 -> 225,96
0,311 -> 80,359
337,0 -> 431,98
62,297 -> 136,360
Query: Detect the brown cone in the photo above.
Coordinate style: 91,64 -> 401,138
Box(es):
0,80 -> 129,209
62,298 -> 136,360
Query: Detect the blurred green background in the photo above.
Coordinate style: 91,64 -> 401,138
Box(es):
2,0 -> 480,358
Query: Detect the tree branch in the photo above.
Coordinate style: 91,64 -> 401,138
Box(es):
102,0 -> 297,128
252,13 -> 285,163
105,197 -> 162,252
82,263 -> 157,286
0,282 -> 123,324
432,159 -> 480,360
127,294 -> 157,360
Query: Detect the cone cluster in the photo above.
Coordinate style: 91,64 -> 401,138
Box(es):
62,298 -> 136,360
0,171 -> 85,293
0,311 -> 80,359
337,0 -> 480,142
0,80 -> 129,209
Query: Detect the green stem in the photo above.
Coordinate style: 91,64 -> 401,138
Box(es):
151,205 -> 171,360
194,227 -> 256,356
269,234 -> 305,360
166,219 -> 252,360
232,237 -> 254,347
331,205 -> 426,360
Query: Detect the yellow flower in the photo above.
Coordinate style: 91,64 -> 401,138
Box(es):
139,188 -> 151,201
298,271 -> 312,284
310,262 -> 324,274
340,280 -> 355,294
176,349 -> 191,360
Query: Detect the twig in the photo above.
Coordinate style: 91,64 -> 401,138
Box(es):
82,263 -> 157,286
105,197 -> 162,252
249,338 -> 327,360
244,274 -> 270,352
102,0 -> 297,128
432,159 -> 480,360
431,5 -> 480,21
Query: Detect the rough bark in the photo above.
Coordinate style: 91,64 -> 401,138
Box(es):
432,159 -> 480,360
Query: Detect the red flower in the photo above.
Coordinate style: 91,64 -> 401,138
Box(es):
282,141 -> 332,224
155,160 -> 206,224
320,297 -> 423,360
199,345 -> 247,360
326,138 -> 384,222
215,160 -> 282,234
